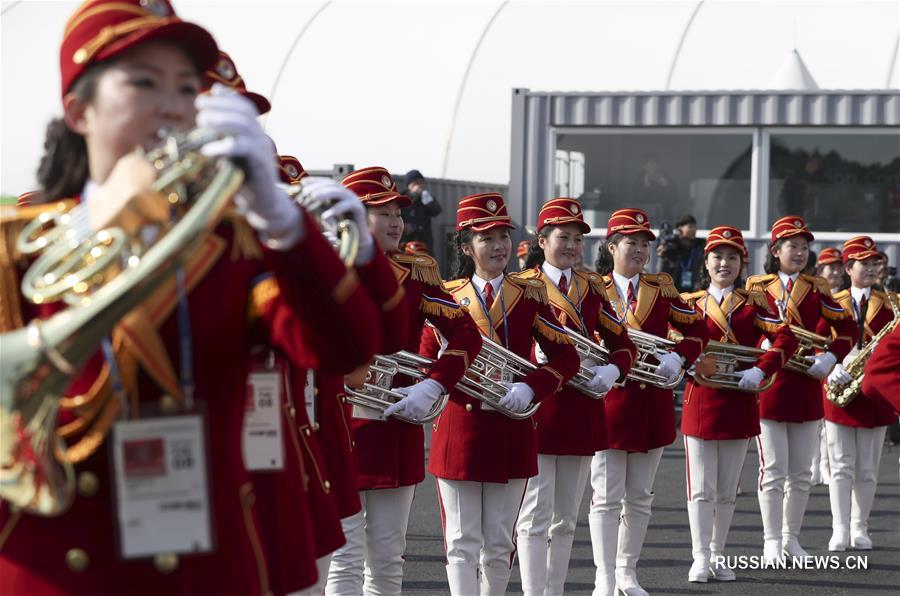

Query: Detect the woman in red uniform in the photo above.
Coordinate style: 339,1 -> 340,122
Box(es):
424,192 -> 580,595
745,216 -> 857,563
325,167 -> 482,596
822,236 -> 897,551
680,227 -> 797,583
514,198 -> 635,596
0,2 -> 381,594
590,208 -> 709,596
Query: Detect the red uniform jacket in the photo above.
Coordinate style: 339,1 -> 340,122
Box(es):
681,288 -> 798,440
352,254 -> 482,490
426,274 -> 580,483
746,273 -> 857,423
602,273 -> 709,452
314,248 -> 409,518
0,206 -> 380,596
516,267 -> 636,455
821,289 -> 897,428
862,325 -> 900,416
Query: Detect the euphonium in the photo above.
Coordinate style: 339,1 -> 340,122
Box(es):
784,325 -> 833,377
563,329 -> 621,398
455,336 -> 542,419
343,351 -> 448,424
625,328 -> 685,389
691,341 -> 776,393
1,129 -> 245,516
826,293 -> 900,407
286,184 -> 360,267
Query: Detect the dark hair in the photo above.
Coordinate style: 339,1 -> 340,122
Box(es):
763,239 -> 785,274
594,233 -> 626,275
523,227 -> 552,269
698,247 -> 745,290
803,250 -> 817,275
37,63 -> 106,201
675,214 -> 697,228
451,229 -> 476,279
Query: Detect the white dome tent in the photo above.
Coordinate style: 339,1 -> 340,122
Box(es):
1,0 -> 898,195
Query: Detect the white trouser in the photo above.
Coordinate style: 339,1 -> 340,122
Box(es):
825,421 -> 887,536
589,448 -> 664,594
811,420 -> 831,483
325,486 -> 416,596
756,419 -> 819,544
516,454 -> 591,595
684,436 -> 749,560
437,478 -> 528,596
289,554 -> 333,596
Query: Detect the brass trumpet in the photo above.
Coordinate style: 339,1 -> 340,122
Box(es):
691,341 -> 776,393
343,351 -> 448,424
1,129 -> 245,516
287,184 -> 360,267
826,293 -> 899,407
784,325 -> 833,377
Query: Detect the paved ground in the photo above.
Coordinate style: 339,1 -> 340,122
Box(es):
401,428 -> 900,595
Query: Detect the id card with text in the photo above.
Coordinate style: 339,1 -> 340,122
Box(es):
243,371 -> 285,471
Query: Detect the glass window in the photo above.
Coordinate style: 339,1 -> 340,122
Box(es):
768,132 -> 900,234
555,131 -> 753,231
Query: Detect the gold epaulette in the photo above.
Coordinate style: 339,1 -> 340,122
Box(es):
514,267 -> 540,280
831,288 -> 851,302
508,273 -> 549,304
736,288 -> 772,312
247,276 -> 280,322
534,314 -> 573,344
583,271 -> 611,299
745,273 -> 776,293
871,288 -> 888,301
442,277 -> 469,292
390,253 -> 442,287
642,272 -> 679,298
803,273 -> 834,297
224,210 -> 263,261
680,290 -> 707,306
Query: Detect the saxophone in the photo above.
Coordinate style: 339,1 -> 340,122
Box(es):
825,292 -> 900,407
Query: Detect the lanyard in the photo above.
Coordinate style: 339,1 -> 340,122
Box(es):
704,290 -> 735,342
679,248 -> 696,273
176,267 -> 195,410
608,277 -> 635,327
776,277 -> 794,323
475,277 -> 510,348
553,273 -> 588,335
102,337 -> 129,418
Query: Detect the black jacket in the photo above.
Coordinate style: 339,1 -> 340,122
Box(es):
400,189 -> 442,249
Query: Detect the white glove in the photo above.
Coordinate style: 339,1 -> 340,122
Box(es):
298,177 -> 375,265
827,363 -> 853,386
760,338 -> 772,351
654,351 -> 685,385
534,342 -> 549,365
586,364 -> 620,395
498,382 -> 535,413
197,84 -> 302,245
737,366 -> 766,390
805,351 -> 838,380
383,378 -> 444,420
421,189 -> 435,205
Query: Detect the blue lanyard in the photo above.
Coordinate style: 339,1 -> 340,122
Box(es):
552,272 -> 588,335
679,249 -> 695,272
176,266 -> 195,410
777,277 -> 794,323
102,337 -> 129,418
475,277 -> 510,348
608,278 -> 634,327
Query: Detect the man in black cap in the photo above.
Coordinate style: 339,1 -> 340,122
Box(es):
400,169 -> 442,251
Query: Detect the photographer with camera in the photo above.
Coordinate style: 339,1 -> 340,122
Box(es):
657,214 -> 705,292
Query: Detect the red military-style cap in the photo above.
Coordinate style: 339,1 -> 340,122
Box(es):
202,51 -> 271,115
817,247 -> 842,266
456,193 -> 514,232
705,225 -> 747,257
771,215 -> 814,244
537,197 -> 591,234
842,235 -> 879,263
516,239 -> 531,258
278,155 -> 307,185
404,241 -> 429,255
341,167 -> 411,208
606,208 -> 655,240
60,0 -> 219,97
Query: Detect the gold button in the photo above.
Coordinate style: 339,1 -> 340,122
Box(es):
154,552 -> 179,574
77,472 -> 99,497
304,428 -> 311,436
465,403 -> 473,412
341,396 -> 347,403
323,480 -> 331,491
351,440 -> 356,448
312,422 -> 320,432
65,548 -> 89,572
639,383 -> 647,390
160,394 -> 179,415
73,48 -> 88,65
314,388 -> 319,396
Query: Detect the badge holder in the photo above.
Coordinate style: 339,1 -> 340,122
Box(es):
243,350 -> 286,472
111,397 -> 215,560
